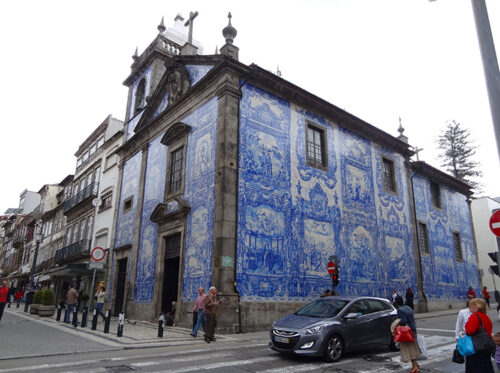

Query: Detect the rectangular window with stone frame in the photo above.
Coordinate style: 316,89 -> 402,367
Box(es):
168,146 -> 184,194
453,231 -> 464,261
417,221 -> 430,255
382,157 -> 397,193
306,122 -> 327,170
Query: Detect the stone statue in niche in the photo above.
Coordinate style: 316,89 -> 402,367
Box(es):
165,61 -> 191,106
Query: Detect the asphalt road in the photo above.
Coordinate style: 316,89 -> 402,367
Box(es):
2,308 -> 500,372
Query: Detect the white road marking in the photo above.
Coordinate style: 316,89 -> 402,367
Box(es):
0,360 -> 102,372
149,356 -> 278,373
418,327 -> 455,333
129,352 -> 234,367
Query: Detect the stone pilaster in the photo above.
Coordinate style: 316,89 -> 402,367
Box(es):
212,72 -> 241,332
125,143 -> 150,316
405,159 -> 428,313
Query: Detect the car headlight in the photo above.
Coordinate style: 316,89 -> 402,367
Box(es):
305,325 -> 325,335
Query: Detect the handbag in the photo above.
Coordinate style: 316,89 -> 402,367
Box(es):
452,347 -> 465,364
457,335 -> 475,356
471,313 -> 495,353
394,325 -> 415,343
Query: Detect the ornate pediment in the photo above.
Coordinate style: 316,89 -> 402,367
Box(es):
160,122 -> 192,146
150,197 -> 190,224
165,60 -> 191,106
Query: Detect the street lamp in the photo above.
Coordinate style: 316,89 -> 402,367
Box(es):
24,220 -> 43,312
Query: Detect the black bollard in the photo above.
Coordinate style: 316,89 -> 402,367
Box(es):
91,308 -> 98,330
158,313 -> 164,338
103,310 -> 110,333
81,307 -> 88,328
117,313 -> 124,337
56,304 -> 62,321
72,306 -> 78,327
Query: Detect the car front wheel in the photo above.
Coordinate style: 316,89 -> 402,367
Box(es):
324,334 -> 344,362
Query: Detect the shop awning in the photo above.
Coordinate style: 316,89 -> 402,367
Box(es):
44,263 -> 90,277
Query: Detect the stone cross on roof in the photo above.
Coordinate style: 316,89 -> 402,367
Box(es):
184,11 -> 199,45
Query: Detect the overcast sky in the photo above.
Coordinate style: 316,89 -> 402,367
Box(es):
0,0 -> 499,212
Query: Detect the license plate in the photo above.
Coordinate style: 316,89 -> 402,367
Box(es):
274,336 -> 290,343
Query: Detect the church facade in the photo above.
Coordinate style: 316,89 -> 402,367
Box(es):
107,14 -> 479,331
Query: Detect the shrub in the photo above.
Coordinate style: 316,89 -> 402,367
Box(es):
33,290 -> 42,304
40,289 -> 54,306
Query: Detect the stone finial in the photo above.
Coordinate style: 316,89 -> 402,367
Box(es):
158,16 -> 166,33
222,12 -> 237,44
397,116 -> 408,144
132,47 -> 139,62
215,46 -> 219,54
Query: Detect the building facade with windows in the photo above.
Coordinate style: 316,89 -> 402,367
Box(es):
471,197 -> 500,294
107,14 -> 479,330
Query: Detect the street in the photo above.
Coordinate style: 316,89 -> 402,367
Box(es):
1,307 -> 500,372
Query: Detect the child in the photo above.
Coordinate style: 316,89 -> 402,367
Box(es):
493,332 -> 500,371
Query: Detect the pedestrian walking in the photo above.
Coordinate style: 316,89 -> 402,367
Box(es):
0,280 -> 9,322
191,287 -> 206,337
493,332 -> 500,371
482,286 -> 491,308
405,288 -> 414,310
95,286 -> 106,320
466,286 -> 476,301
64,284 -> 79,324
392,296 -> 420,373
464,298 -> 494,373
455,299 -> 472,341
204,286 -> 219,343
15,289 -> 23,308
391,289 -> 399,305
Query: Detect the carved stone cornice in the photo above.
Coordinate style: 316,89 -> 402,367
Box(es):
160,122 -> 192,146
150,197 -> 190,225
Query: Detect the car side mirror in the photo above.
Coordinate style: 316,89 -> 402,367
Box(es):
344,312 -> 359,319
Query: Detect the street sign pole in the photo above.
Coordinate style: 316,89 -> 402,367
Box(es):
89,268 -> 96,312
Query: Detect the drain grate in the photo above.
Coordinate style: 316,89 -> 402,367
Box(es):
105,365 -> 135,373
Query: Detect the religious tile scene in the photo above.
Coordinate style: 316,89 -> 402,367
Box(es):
0,11 -> 489,336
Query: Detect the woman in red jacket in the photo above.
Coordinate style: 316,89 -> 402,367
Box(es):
464,298 -> 494,373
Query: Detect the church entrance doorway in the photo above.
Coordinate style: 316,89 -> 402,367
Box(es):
161,233 -> 181,315
114,258 -> 128,316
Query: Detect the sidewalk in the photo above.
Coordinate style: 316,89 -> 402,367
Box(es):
5,303 -> 467,350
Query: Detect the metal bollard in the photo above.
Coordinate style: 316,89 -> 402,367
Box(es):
56,304 -> 62,321
103,310 -> 110,333
72,306 -> 78,327
91,308 -> 98,330
117,313 -> 124,337
158,313 -> 164,338
81,307 -> 88,328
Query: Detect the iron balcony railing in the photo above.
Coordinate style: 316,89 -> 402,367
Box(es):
63,182 -> 99,213
54,239 -> 90,264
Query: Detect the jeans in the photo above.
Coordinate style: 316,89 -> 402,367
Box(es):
96,303 -> 104,317
64,304 -> 77,323
192,309 -> 205,336
0,302 -> 6,322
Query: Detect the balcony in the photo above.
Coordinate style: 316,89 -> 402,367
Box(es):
64,183 -> 98,214
54,239 -> 90,264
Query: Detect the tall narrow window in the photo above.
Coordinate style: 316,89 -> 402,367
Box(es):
382,157 -> 397,193
134,78 -> 146,114
306,123 -> 327,169
418,222 -> 430,254
430,181 -> 441,208
169,147 -> 184,194
453,231 -> 463,261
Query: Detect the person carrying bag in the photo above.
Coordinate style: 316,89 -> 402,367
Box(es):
463,298 -> 494,373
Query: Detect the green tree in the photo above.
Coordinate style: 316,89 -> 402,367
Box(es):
436,120 -> 482,192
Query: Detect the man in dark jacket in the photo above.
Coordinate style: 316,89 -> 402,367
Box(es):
204,286 -> 219,343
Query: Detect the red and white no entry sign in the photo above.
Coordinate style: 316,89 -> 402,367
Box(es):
490,210 -> 500,238
327,261 -> 336,275
91,247 -> 106,262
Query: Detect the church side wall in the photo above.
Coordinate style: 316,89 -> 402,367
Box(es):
412,174 -> 480,310
236,84 -> 435,330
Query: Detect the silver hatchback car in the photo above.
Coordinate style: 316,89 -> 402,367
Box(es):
269,296 -> 399,362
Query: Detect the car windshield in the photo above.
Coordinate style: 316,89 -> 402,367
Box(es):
295,299 -> 349,318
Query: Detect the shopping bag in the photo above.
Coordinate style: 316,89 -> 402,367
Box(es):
471,314 -> 495,353
394,325 -> 415,343
417,334 -> 428,358
452,348 -> 465,364
457,335 -> 475,357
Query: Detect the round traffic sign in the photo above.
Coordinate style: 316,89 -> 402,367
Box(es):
91,247 -> 106,262
490,210 -> 500,238
327,261 -> 336,275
